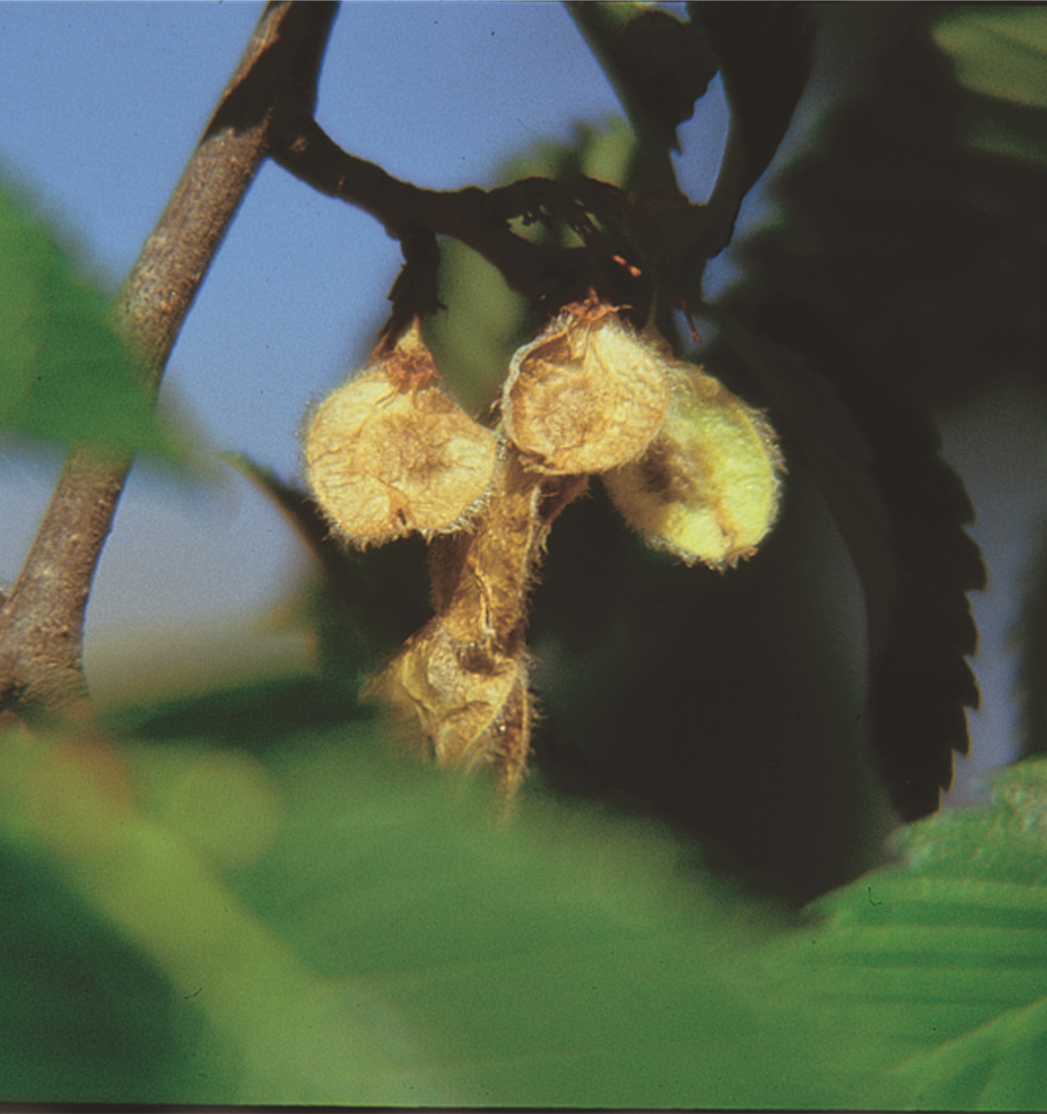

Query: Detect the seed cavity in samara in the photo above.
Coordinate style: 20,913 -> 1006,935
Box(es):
501,295 -> 669,475
603,363 -> 784,569
304,322 -> 498,547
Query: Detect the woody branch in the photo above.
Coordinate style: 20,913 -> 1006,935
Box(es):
0,1 -> 337,718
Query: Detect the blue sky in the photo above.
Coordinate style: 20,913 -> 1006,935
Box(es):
0,3 -> 657,629
0,1 -> 723,640
0,2 -> 1043,798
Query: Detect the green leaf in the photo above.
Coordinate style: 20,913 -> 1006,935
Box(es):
767,757 -> 1047,1110
934,8 -> 1047,168
935,8 -> 1047,111
169,709 -> 845,1108
14,673 -> 1047,1108
423,240 -> 532,417
0,185 -> 175,457
0,846 -> 194,1104
0,678 -> 872,1107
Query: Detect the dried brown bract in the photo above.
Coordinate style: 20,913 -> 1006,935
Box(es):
366,455 -> 586,798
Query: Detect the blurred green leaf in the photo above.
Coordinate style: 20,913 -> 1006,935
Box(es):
423,242 -> 532,418
0,846 -> 195,1103
934,7 -> 1047,167
0,185 -> 176,457
0,678 -> 855,1106
8,674 -> 1047,1107
765,757 -> 1047,1110
935,7 -> 1047,110
130,693 -> 828,1108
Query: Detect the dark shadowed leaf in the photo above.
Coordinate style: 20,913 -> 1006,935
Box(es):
712,307 -> 984,821
704,7 -> 1004,818
729,6 -> 1047,411
687,1 -> 814,257
566,2 -> 717,157
931,6 -> 1047,776
1017,527 -> 1047,758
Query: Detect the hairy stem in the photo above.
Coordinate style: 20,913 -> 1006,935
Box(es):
368,453 -> 586,795
0,0 -> 337,716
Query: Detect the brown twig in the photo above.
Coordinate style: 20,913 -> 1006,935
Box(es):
0,1 -> 338,718
270,116 -> 652,315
